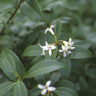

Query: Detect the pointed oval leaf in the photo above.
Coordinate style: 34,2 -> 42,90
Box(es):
70,45 -> 93,59
14,81 -> 28,96
0,82 -> 15,96
0,49 -> 25,80
55,87 -> 78,96
26,0 -> 43,17
24,59 -> 64,78
20,2 -> 41,20
23,44 -> 42,57
55,19 -> 62,39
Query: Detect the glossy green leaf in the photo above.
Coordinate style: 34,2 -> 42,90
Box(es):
24,59 -> 63,78
85,68 -> 96,79
29,88 -> 40,96
55,19 -> 62,39
70,45 -> 93,59
14,81 -> 28,96
58,58 -> 71,79
0,82 -> 15,96
26,0 -> 43,17
0,49 -> 25,80
57,80 -> 76,90
20,2 -> 41,20
23,44 -> 42,57
55,87 -> 78,96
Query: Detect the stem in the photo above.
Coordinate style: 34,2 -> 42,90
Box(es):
14,71 -> 22,81
0,0 -> 23,35
48,91 -> 49,96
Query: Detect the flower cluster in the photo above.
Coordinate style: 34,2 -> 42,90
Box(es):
59,38 -> 75,57
38,80 -> 56,95
39,25 -> 75,57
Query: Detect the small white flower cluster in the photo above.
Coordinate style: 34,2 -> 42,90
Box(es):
39,25 -> 56,56
39,25 -> 75,57
38,80 -> 56,95
59,38 -> 75,57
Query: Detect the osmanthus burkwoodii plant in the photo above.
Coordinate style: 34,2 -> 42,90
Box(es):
0,24 -> 93,96
0,0 -> 94,96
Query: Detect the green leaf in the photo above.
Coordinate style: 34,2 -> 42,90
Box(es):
14,81 -> 28,96
85,68 -> 96,79
57,80 -> 76,90
0,82 -> 15,96
55,19 -> 62,39
30,56 -> 44,66
0,49 -> 25,80
0,35 -> 15,51
20,2 -> 41,20
23,44 -> 42,57
55,87 -> 78,96
70,45 -> 93,59
24,59 -> 63,78
50,72 -> 61,84
13,0 -> 20,8
26,0 -> 43,17
58,59 -> 71,79
79,77 -> 89,92
29,88 -> 40,96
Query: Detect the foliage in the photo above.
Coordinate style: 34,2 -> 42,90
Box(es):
0,0 -> 96,96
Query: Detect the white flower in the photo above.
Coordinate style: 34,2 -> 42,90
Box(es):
38,80 -> 56,95
59,38 -> 75,57
45,25 -> 55,35
39,41 -> 56,56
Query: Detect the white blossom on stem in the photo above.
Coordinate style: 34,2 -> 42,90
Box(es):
39,41 -> 56,56
59,38 -> 75,57
45,25 -> 55,35
38,80 -> 56,95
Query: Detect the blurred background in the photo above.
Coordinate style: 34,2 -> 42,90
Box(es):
0,0 -> 96,96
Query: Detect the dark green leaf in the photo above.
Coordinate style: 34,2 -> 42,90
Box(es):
14,81 -> 28,96
70,45 -> 93,59
23,44 -> 42,57
24,59 -> 63,78
0,49 -> 25,80
0,82 -> 15,96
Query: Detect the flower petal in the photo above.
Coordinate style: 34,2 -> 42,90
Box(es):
69,38 -> 72,42
50,29 -> 55,35
45,28 -> 49,34
46,81 -> 51,87
50,45 -> 56,49
45,41 -> 49,47
41,49 -> 45,55
38,43 -> 43,48
38,84 -> 45,89
71,47 -> 75,50
59,50 -> 63,52
50,25 -> 55,29
41,89 -> 47,95
63,52 -> 67,57
49,49 -> 52,56
48,87 -> 56,91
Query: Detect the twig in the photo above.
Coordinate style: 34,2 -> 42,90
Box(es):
0,0 -> 23,35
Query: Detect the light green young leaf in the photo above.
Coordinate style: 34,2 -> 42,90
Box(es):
24,59 -> 63,78
23,44 -> 42,57
14,81 -> 28,96
0,82 -> 15,96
